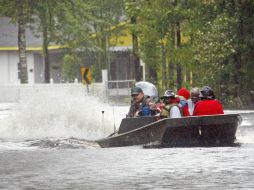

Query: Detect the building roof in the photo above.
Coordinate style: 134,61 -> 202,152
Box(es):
0,17 -> 62,51
0,17 -> 132,51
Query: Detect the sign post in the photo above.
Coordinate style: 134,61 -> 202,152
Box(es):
80,67 -> 92,93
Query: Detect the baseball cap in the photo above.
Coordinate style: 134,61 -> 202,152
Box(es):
131,87 -> 143,95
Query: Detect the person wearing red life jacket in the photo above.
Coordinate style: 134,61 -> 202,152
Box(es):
177,87 -> 190,116
193,86 -> 224,116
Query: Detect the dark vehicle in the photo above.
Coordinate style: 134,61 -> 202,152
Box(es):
96,114 -> 242,148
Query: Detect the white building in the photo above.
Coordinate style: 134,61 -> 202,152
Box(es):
0,17 -> 144,85
0,17 -> 63,85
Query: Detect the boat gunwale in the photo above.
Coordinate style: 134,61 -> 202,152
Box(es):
96,113 -> 241,143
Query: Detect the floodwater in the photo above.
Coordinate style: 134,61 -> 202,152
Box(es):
0,99 -> 254,189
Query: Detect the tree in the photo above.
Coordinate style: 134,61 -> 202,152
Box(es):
17,0 -> 29,83
0,0 -> 30,83
191,0 -> 254,107
29,0 -> 76,83
124,0 -> 194,91
89,0 -> 125,81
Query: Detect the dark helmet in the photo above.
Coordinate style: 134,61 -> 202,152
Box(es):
161,90 -> 175,99
200,86 -> 215,99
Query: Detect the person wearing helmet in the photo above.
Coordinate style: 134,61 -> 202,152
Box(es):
127,87 -> 156,117
160,90 -> 182,118
193,86 -> 224,116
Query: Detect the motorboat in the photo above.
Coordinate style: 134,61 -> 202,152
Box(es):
96,114 -> 242,148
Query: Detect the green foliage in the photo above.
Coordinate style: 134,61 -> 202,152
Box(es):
124,0 -> 254,107
124,0 -> 196,90
62,54 -> 81,82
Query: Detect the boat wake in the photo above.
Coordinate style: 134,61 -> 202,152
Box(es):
26,137 -> 100,149
0,137 -> 100,151
236,114 -> 254,144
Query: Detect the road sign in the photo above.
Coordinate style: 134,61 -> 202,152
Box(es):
81,67 -> 92,85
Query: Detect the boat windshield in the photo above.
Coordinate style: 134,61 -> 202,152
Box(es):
135,81 -> 158,98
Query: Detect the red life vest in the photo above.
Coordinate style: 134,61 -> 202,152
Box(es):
193,99 -> 224,116
182,105 -> 190,116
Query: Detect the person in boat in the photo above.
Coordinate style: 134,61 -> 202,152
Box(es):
187,87 -> 201,116
160,90 -> 182,118
127,87 -> 156,117
193,86 -> 224,116
177,87 -> 191,116
178,87 -> 200,116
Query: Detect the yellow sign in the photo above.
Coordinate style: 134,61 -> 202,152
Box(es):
81,67 -> 92,84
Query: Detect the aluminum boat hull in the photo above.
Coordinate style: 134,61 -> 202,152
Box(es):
96,114 -> 242,148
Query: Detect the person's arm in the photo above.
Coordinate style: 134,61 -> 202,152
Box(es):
169,106 -> 181,118
127,104 -> 135,117
193,101 -> 201,116
216,100 -> 224,114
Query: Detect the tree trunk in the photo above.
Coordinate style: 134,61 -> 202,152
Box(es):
43,25 -> 50,83
176,21 -> 182,90
161,40 -> 167,90
131,16 -> 141,81
17,0 -> 28,83
148,66 -> 157,84
176,64 -> 182,89
168,24 -> 175,88
232,1 -> 243,104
